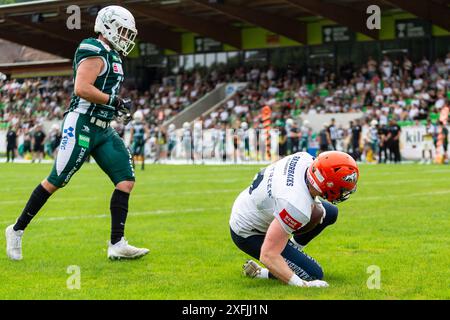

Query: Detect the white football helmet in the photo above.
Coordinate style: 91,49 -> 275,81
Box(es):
241,122 -> 248,130
286,118 -> 294,126
94,6 -> 137,56
133,110 -> 144,121
182,122 -> 190,130
303,120 -> 310,127
194,121 -> 202,131
168,123 -> 176,131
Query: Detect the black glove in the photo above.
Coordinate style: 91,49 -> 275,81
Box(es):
109,95 -> 132,125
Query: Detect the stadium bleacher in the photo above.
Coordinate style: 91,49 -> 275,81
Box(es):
0,0 -> 448,164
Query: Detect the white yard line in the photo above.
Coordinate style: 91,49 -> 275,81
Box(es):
359,177 -> 450,185
352,190 -> 450,201
0,207 -> 224,225
0,189 -> 242,205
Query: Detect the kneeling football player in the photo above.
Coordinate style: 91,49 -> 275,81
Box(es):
5,6 -> 149,261
230,151 -> 359,287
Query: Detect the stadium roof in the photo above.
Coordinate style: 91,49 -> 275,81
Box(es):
0,0 -> 449,59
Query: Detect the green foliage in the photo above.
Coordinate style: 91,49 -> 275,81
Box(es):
0,163 -> 449,299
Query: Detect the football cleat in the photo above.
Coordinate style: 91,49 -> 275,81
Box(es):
5,225 -> 23,261
243,260 -> 262,278
107,237 -> 149,260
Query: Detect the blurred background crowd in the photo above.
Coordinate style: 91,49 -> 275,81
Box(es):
1,52 -> 449,164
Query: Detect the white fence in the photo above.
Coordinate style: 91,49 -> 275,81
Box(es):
147,128 -> 282,164
1,126 -> 449,163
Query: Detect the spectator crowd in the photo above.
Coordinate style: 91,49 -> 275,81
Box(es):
1,52 -> 449,164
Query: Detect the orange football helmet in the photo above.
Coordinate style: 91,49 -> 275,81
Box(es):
306,151 -> 359,204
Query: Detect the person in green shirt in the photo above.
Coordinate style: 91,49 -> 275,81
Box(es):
6,6 -> 149,261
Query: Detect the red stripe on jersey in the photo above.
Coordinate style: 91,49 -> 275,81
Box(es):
279,209 -> 302,230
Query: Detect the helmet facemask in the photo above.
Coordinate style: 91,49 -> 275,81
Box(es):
326,185 -> 357,204
104,21 -> 137,56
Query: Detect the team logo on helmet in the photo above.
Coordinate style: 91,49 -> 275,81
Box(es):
343,172 -> 357,183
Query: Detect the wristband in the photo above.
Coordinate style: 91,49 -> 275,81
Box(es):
108,94 -> 119,108
288,274 -> 307,287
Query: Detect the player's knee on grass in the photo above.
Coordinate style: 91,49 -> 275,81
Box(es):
283,241 -> 324,280
230,229 -> 324,281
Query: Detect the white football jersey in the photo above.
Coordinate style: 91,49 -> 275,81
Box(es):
230,152 -> 316,238
168,128 -> 177,142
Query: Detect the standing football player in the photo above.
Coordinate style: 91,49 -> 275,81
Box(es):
181,122 -> 193,163
167,123 -> 177,160
230,151 -> 359,287
299,120 -> 311,153
129,110 -> 149,170
192,121 -> 203,163
239,122 -> 250,161
6,6 -> 149,260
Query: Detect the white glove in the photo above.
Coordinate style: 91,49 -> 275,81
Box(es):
289,274 -> 329,288
305,280 -> 329,288
314,198 -> 327,224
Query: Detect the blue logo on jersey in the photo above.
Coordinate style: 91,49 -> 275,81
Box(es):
60,127 -> 74,150
63,127 -> 74,138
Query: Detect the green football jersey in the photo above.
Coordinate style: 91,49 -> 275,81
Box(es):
132,121 -> 145,143
69,38 -> 124,121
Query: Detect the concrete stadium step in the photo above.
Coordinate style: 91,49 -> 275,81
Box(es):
163,82 -> 247,129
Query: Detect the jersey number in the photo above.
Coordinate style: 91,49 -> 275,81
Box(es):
249,169 -> 265,194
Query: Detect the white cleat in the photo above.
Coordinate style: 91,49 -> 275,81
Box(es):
5,224 -> 23,261
243,260 -> 262,278
107,237 -> 149,260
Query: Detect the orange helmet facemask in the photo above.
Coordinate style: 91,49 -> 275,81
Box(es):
306,151 -> 359,204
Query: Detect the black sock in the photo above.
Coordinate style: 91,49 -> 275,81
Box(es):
110,189 -> 130,245
14,184 -> 51,231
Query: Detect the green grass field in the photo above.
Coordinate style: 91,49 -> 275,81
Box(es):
0,162 -> 449,300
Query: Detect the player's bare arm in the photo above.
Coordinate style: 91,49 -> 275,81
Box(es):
74,57 -> 109,105
260,219 -> 295,283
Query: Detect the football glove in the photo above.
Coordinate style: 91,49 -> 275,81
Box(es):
314,197 -> 326,224
109,95 -> 133,125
